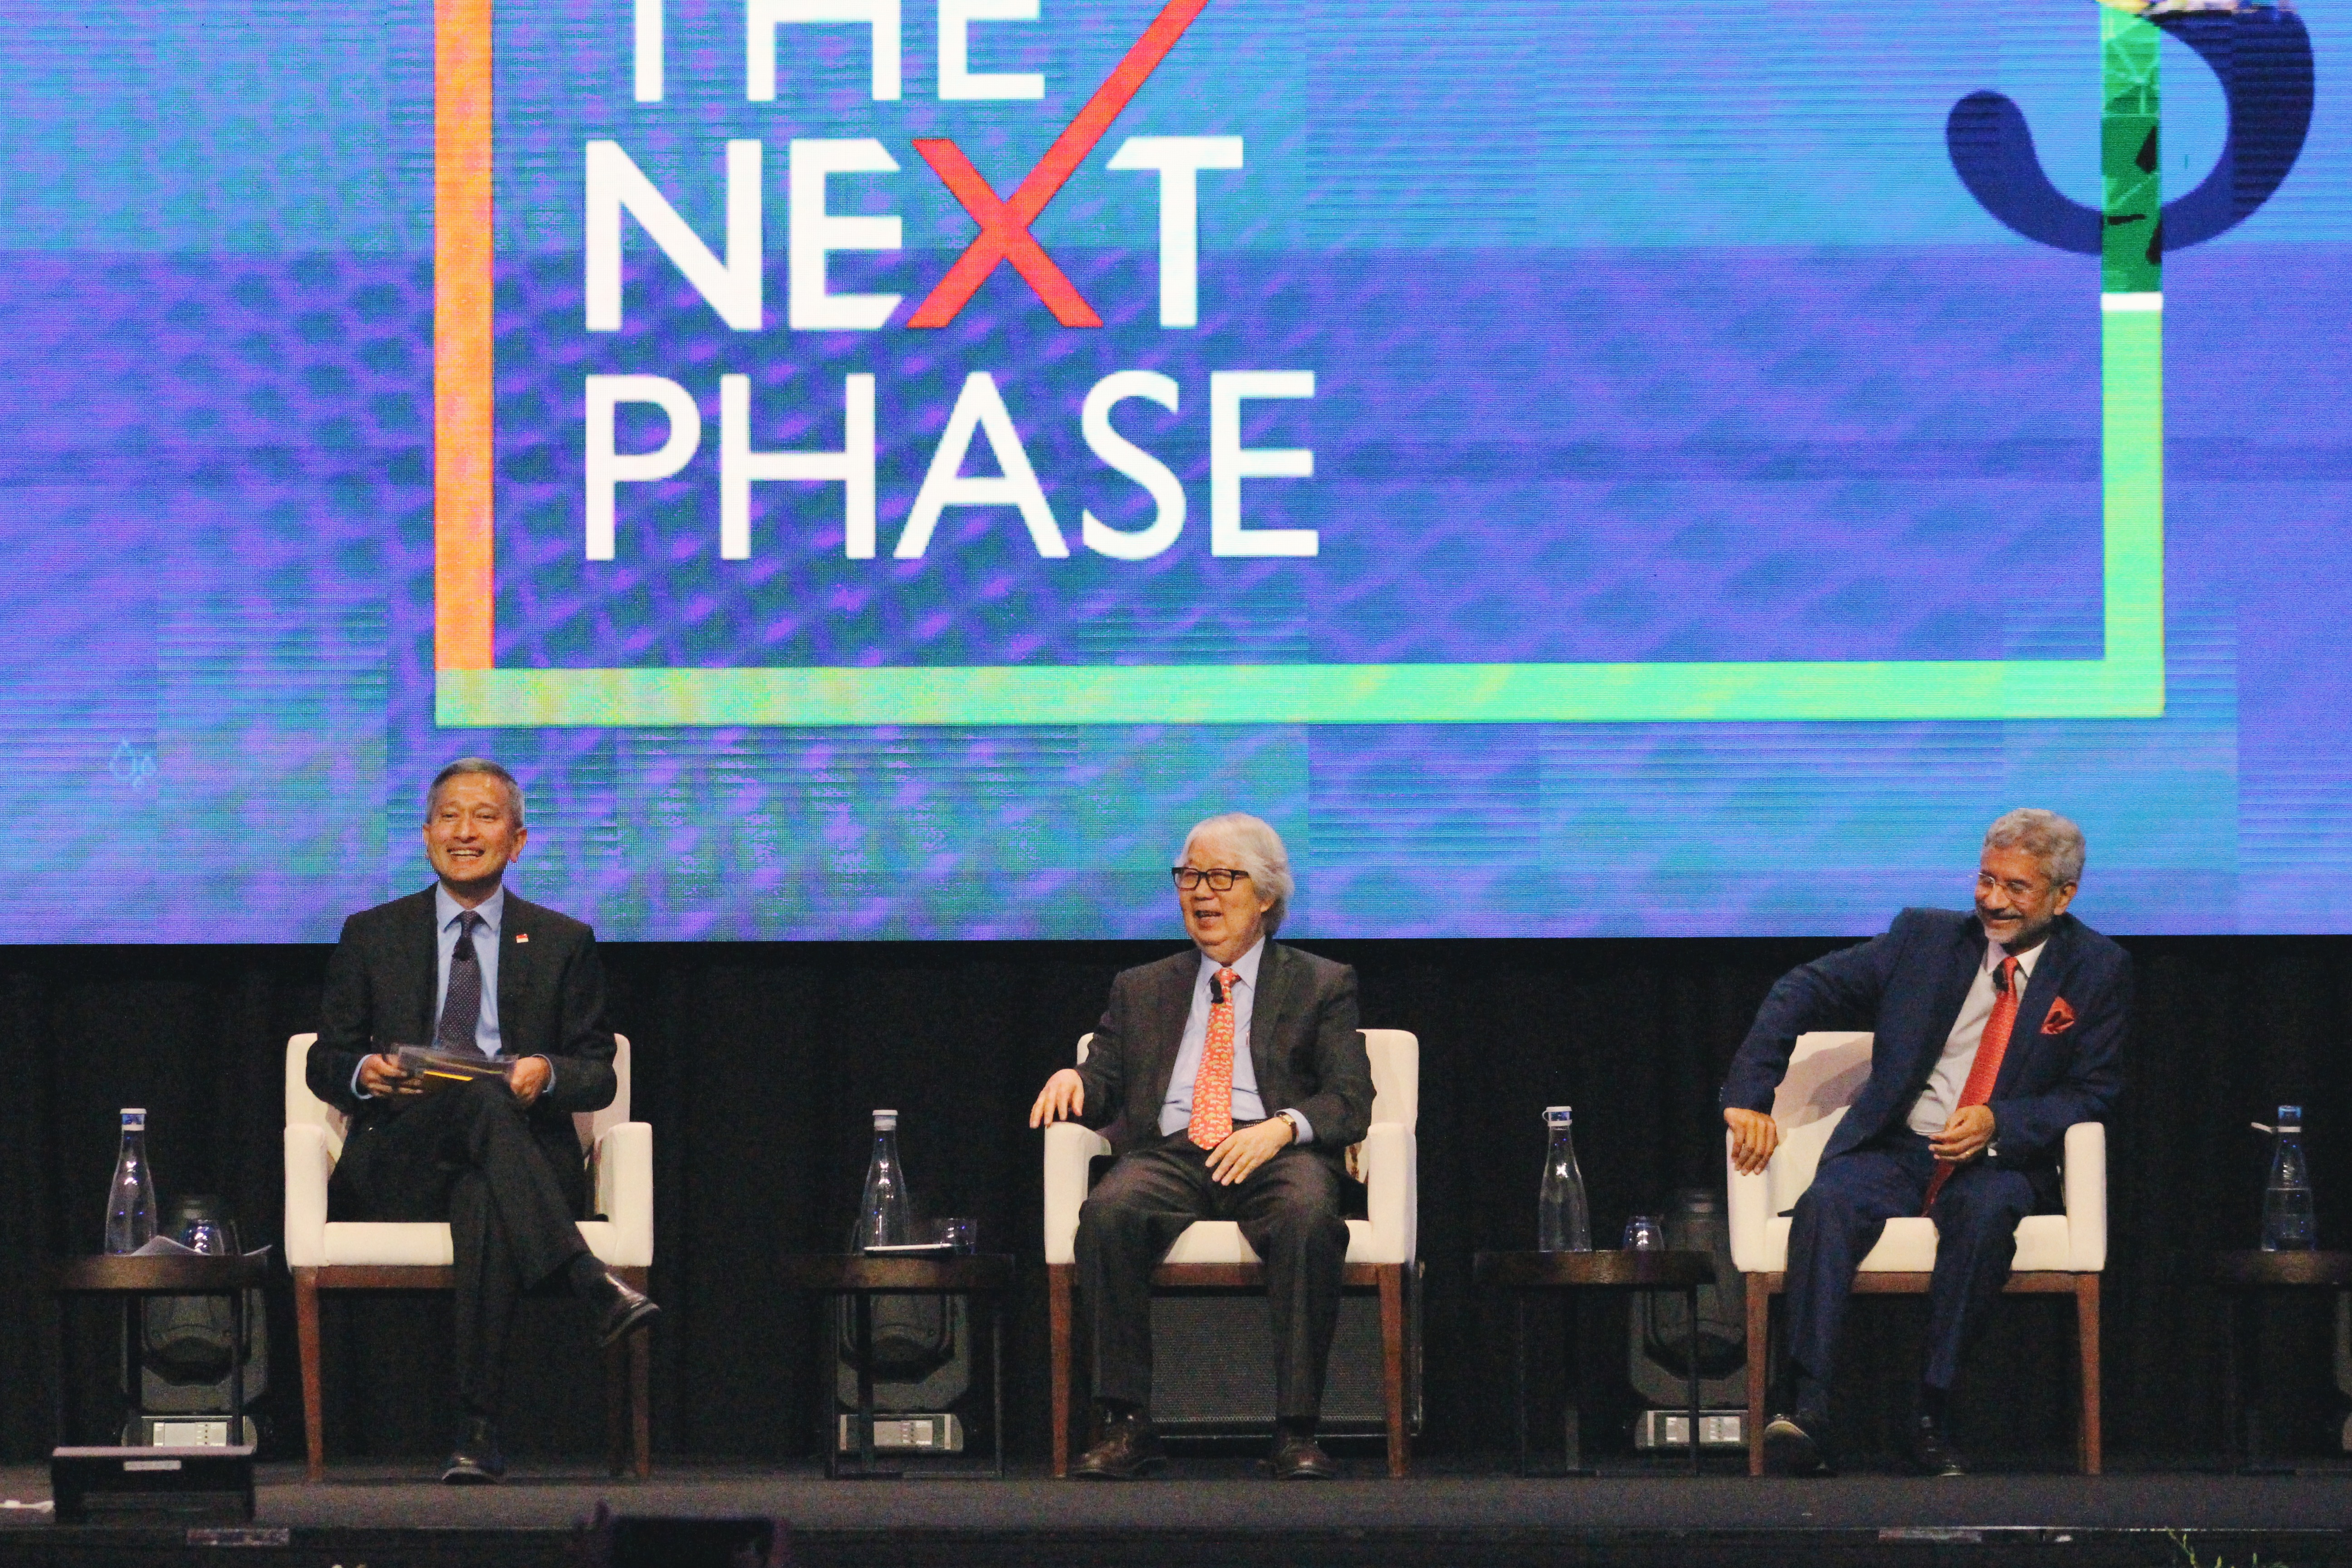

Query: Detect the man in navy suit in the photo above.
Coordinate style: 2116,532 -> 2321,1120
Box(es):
1721,809 -> 2128,1476
309,760 -> 658,1483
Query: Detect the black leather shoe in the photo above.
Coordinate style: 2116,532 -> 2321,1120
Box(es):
1762,1411 -> 1833,1477
592,1269 -> 662,1348
1073,1411 -> 1166,1480
1267,1431 -> 1340,1480
1905,1411 -> 1968,1477
440,1416 -> 506,1484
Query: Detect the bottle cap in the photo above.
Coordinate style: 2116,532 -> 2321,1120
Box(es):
872,1109 -> 898,1130
1544,1105 -> 1573,1126
2278,1104 -> 2302,1126
120,1108 -> 147,1129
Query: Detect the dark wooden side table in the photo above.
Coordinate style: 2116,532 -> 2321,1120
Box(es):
2211,1250 -> 2352,1474
50,1254 -> 271,1446
1473,1250 -> 1715,1476
777,1254 -> 1014,1479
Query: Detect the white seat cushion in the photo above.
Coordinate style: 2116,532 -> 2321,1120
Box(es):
1759,1213 -> 2073,1274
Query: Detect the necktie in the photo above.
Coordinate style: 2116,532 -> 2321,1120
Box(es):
1923,955 -> 2020,1214
436,911 -> 485,1053
1187,967 -> 1240,1150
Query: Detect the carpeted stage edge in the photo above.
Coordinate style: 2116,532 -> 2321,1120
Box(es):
5,1462 -> 2352,1567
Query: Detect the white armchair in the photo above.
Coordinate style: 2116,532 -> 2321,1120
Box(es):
1726,1031 -> 2106,1475
284,1031 -> 655,1479
1044,1028 -> 1418,1476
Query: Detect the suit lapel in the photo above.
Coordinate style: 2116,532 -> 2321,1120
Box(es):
1146,953 -> 1196,1107
401,889 -> 441,1044
498,894 -> 532,1058
1247,942 -> 1290,1098
1911,918 -> 1987,1094
1994,917 -> 2074,1098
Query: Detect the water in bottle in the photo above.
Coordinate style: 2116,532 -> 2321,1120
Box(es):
2261,1104 -> 2315,1251
1538,1106 -> 1592,1252
103,1108 -> 157,1255
852,1109 -> 914,1250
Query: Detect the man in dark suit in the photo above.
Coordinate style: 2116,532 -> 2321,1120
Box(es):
307,759 -> 658,1483
1030,812 -> 1374,1480
1721,808 -> 2128,1476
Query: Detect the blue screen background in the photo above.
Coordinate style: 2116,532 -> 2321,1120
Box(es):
0,0 -> 2345,940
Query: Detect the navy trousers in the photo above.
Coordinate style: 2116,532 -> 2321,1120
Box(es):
1783,1130 -> 2037,1403
329,1078 -> 591,1417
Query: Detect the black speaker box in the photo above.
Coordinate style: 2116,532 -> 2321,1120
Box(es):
1147,1286 -> 1419,1435
49,1445 -> 254,1525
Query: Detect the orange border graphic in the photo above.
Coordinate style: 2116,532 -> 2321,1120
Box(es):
435,0 -> 495,671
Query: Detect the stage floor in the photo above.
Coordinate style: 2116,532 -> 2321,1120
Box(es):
5,1460 -> 2351,1566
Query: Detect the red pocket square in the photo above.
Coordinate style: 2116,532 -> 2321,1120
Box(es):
2040,996 -> 2075,1035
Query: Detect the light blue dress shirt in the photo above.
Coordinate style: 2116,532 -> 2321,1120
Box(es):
1157,939 -> 1313,1144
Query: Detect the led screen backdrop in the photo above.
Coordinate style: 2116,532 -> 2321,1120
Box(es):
3,0 -> 2347,940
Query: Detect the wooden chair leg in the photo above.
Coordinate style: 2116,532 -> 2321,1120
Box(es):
1379,1263 -> 1410,1477
631,1321 -> 653,1479
1745,1273 -> 1771,1477
295,1269 -> 325,1483
604,1333 -> 626,1477
2076,1274 -> 2102,1476
604,1267 -> 653,1478
1049,1264 -> 1075,1478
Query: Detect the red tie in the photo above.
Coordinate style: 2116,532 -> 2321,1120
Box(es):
1923,955 -> 2020,1215
1188,967 -> 1240,1150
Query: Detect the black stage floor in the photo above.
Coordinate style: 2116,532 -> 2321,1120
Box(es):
4,1460 -> 2350,1567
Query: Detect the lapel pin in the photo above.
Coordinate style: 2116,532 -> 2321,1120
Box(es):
514,932 -> 529,944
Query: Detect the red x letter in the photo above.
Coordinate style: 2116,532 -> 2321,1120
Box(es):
906,0 -> 1211,329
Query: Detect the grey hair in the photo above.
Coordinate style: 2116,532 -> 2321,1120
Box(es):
1983,808 -> 2085,887
426,758 -> 526,828
1181,813 -> 1296,935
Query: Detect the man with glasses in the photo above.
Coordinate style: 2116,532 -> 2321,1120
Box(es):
1031,813 -> 1373,1480
1720,809 -> 2128,1477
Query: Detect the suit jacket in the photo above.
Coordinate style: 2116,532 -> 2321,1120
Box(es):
308,887 -> 619,1162
1720,908 -> 2128,1203
1075,942 -> 1374,1166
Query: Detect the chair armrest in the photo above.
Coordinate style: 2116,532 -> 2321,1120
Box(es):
285,1124 -> 335,1268
1726,1130 -> 1774,1274
2063,1121 -> 2106,1272
592,1121 -> 655,1269
1043,1121 -> 1112,1266
1357,1122 -> 1416,1264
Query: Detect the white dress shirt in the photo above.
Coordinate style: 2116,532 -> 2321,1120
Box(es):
1907,938 -> 2042,1135
1157,939 -> 1314,1144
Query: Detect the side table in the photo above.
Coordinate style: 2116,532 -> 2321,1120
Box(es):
2211,1250 -> 2352,1474
778,1254 -> 1014,1479
1473,1250 -> 1715,1475
50,1254 -> 271,1449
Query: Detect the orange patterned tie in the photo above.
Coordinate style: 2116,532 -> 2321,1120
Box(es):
1187,967 -> 1240,1150
1923,955 -> 2019,1214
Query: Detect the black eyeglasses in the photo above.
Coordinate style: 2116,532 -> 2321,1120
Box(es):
1171,867 -> 1252,892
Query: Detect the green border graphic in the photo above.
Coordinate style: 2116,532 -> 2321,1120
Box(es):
440,11 -> 2166,729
